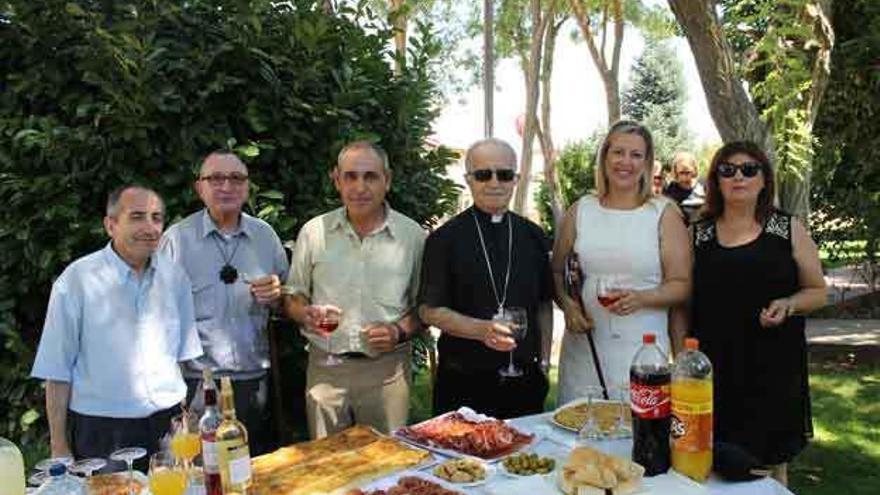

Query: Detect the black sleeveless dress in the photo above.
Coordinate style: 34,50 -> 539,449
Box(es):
692,211 -> 813,464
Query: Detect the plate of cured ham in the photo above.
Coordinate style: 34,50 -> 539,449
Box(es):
394,407 -> 536,461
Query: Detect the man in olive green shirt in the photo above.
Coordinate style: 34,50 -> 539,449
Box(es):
283,141 -> 425,438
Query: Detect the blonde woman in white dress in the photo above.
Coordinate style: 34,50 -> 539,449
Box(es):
552,120 -> 692,405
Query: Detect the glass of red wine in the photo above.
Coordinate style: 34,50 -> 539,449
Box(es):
596,275 -> 626,339
496,307 -> 528,378
317,306 -> 343,366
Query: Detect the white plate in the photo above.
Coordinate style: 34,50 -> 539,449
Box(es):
429,457 -> 496,488
394,407 -> 538,461
499,453 -> 558,479
550,398 -> 631,438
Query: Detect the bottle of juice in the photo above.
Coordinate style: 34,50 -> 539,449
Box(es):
671,337 -> 713,481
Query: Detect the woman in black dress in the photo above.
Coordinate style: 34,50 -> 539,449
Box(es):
691,141 -> 826,485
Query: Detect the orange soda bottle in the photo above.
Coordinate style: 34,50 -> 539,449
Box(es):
671,337 -> 713,481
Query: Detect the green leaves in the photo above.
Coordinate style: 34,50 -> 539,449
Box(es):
1,0 -> 458,451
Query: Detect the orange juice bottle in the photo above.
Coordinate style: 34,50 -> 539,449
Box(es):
671,337 -> 713,481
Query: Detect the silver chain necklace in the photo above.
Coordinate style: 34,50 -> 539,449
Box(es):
472,210 -> 513,314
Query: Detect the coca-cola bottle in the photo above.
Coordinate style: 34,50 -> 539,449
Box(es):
198,369 -> 223,495
630,333 -> 672,476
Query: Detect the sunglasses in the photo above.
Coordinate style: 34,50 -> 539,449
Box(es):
468,168 -> 517,182
717,161 -> 763,178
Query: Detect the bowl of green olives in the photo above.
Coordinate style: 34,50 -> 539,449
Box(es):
501,452 -> 556,477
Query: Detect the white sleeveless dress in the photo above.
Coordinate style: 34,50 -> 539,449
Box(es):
557,195 -> 671,406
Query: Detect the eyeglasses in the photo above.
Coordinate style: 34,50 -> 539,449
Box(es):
717,161 -> 763,178
199,173 -> 249,186
468,168 -> 517,182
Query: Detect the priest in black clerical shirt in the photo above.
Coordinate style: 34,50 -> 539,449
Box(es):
418,138 -> 553,419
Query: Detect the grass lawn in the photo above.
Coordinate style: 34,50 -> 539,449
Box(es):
410,361 -> 880,495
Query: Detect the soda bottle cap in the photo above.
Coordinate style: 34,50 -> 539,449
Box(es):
685,337 -> 699,350
642,333 -> 656,344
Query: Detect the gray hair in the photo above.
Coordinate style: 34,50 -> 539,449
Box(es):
199,150 -> 248,176
464,138 -> 517,172
106,184 -> 163,217
337,141 -> 390,171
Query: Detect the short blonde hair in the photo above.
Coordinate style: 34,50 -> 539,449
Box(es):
671,151 -> 698,175
595,120 -> 655,204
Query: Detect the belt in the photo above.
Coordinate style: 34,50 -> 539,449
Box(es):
338,352 -> 371,360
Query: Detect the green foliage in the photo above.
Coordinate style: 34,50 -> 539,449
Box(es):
719,0 -> 830,216
810,0 -> 880,283
0,0 -> 458,450
536,134 -> 601,235
621,39 -> 693,164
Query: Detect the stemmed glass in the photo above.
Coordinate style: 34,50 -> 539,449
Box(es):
317,305 -> 343,366
70,457 -> 107,478
170,411 -> 201,480
577,386 -> 606,443
596,274 -> 629,339
148,452 -> 188,495
110,447 -> 147,495
496,307 -> 528,378
610,385 -> 633,439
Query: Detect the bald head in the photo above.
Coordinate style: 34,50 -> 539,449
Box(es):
465,138 -> 517,172
200,151 -> 248,177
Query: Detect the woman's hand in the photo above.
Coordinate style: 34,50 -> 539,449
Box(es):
760,298 -> 793,328
608,290 -> 647,316
562,298 -> 594,333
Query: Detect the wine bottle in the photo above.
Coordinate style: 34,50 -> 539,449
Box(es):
198,370 -> 223,495
215,377 -> 251,495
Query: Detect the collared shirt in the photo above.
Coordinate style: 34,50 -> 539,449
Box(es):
160,209 -> 289,378
31,244 -> 203,418
284,206 -> 425,356
419,207 -> 553,372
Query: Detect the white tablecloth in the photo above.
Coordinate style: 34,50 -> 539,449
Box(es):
363,412 -> 794,495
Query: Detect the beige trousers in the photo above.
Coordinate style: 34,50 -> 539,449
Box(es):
305,345 -> 410,439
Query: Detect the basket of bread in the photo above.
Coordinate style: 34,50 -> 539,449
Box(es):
558,445 -> 644,495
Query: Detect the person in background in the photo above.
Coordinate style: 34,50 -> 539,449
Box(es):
663,151 -> 705,223
652,160 -> 666,196
691,141 -> 826,486
419,138 -> 553,419
32,185 -> 202,470
160,151 -> 289,455
283,141 -> 425,439
552,121 -> 691,405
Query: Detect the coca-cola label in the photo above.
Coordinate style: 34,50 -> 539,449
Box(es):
631,382 -> 671,419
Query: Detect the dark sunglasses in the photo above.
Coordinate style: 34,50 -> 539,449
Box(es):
717,161 -> 763,178
468,168 -> 517,182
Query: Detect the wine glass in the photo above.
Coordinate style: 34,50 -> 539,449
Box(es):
70,457 -> 107,478
577,386 -> 607,443
496,307 -> 528,378
149,452 -> 188,495
610,385 -> 633,439
317,305 -> 343,366
170,411 -> 201,478
596,274 -> 628,339
110,447 -> 147,495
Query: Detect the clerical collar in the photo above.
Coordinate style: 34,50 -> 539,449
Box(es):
472,206 -> 508,224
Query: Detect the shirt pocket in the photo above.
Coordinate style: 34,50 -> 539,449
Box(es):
192,281 -> 216,322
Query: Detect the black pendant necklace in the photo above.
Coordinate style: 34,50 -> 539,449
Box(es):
211,233 -> 242,284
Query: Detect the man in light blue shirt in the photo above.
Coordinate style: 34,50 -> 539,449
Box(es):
31,185 -> 202,469
160,151 -> 288,454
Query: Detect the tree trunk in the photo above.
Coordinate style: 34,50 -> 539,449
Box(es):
484,0 -> 495,137
569,0 -> 623,126
390,0 -> 407,74
537,16 -> 566,229
666,0 -> 772,150
513,0 -> 550,215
